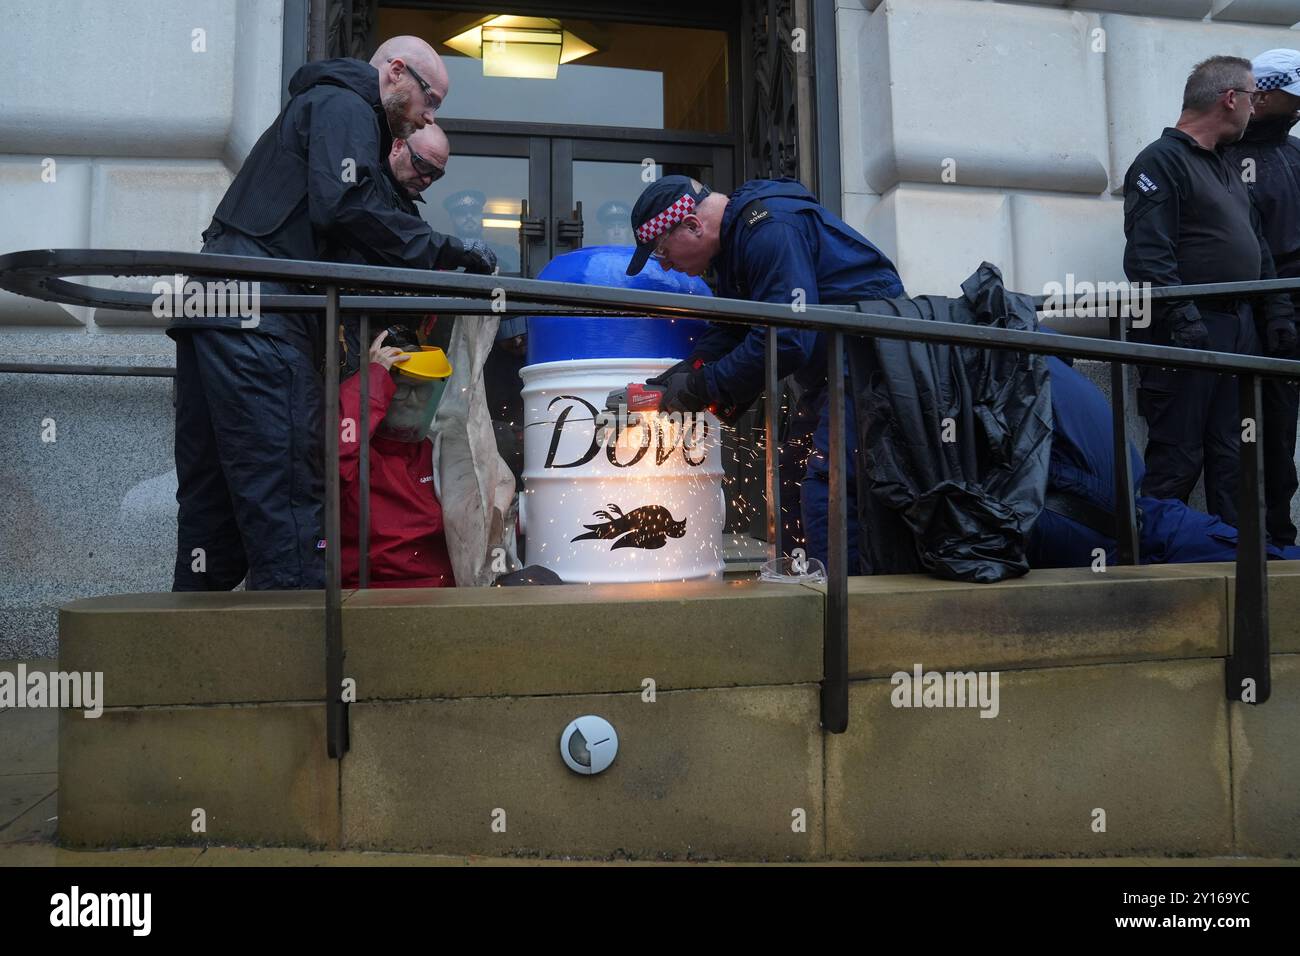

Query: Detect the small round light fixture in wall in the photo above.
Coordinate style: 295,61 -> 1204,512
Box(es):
560,715 -> 618,775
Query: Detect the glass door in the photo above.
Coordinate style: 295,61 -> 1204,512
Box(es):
415,133 -> 547,278
551,139 -> 732,260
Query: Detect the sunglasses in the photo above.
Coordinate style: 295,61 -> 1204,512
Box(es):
405,141 -> 445,182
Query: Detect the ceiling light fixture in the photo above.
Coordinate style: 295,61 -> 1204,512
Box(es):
444,15 -> 596,80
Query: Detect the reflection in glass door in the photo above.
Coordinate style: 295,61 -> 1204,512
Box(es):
555,140 -> 728,261
416,153 -> 530,277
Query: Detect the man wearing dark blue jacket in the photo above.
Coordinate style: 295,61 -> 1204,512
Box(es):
170,36 -> 496,592
624,175 -> 903,568
1030,349 -> 1300,567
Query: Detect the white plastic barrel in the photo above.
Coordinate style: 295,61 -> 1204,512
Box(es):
520,358 -> 726,583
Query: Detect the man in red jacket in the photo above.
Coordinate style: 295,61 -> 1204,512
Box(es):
340,327 -> 455,588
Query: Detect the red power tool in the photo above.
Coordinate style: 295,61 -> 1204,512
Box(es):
604,382 -> 667,412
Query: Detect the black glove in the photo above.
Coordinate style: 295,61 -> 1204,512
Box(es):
458,238 -> 498,274
648,356 -> 711,414
437,236 -> 498,274
1170,314 -> 1210,350
1266,316 -> 1298,357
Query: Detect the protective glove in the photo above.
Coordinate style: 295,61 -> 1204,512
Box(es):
1170,314 -> 1210,350
437,236 -> 498,274
648,356 -> 711,414
1266,316 -> 1298,357
457,238 -> 498,275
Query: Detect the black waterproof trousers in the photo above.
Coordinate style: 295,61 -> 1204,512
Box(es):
172,328 -> 325,591
1137,304 -> 1261,526
1263,376 -> 1299,545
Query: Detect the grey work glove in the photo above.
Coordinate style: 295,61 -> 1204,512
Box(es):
437,236 -> 498,275
458,238 -> 498,275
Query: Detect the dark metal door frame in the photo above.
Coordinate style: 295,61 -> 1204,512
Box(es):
436,127 -> 731,277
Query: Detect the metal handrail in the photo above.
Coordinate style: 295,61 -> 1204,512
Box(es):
2,248 -> 1296,754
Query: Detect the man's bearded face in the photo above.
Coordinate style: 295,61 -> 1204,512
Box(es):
383,88 -> 416,139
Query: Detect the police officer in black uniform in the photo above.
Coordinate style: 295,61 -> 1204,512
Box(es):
170,36 -> 497,593
1123,55 -> 1295,527
1222,49 -> 1300,545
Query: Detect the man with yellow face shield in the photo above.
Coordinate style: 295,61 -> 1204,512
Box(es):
340,326 -> 455,587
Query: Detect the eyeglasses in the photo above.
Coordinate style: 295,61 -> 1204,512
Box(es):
405,141 -> 445,182
390,58 -> 442,113
1221,88 -> 1263,104
649,222 -> 684,260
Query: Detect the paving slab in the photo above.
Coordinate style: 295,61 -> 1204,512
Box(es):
0,788 -> 56,844
0,841 -> 1293,867
0,706 -> 57,775
0,772 -> 56,833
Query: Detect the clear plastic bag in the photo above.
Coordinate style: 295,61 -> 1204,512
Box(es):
758,555 -> 827,584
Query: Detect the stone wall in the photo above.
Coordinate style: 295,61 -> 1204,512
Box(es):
0,0 -> 285,657
835,0 -> 1300,515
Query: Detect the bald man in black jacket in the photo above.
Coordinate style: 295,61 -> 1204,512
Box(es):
170,37 -> 495,592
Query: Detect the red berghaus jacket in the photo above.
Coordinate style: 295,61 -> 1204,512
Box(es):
339,362 -> 454,588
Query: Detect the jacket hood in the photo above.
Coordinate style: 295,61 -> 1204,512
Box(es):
721,178 -> 818,233
288,57 -> 380,105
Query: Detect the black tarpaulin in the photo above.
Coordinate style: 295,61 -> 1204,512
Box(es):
847,263 -> 1053,582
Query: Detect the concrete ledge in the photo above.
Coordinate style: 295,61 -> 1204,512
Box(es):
827,658 -> 1232,859
1232,654 -> 1300,856
843,565 -> 1228,678
1226,560 -> 1300,655
342,685 -> 822,860
59,591 -> 336,707
1210,0 -> 1300,25
58,703 -> 338,849
342,581 -> 823,700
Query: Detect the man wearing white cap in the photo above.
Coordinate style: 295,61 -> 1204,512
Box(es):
1223,49 -> 1300,545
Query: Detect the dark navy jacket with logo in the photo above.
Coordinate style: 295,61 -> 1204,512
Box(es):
696,178 -> 904,408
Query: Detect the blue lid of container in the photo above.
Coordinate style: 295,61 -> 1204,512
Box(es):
526,246 -> 712,365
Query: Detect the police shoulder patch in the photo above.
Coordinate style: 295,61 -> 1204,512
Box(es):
1134,172 -> 1160,195
738,198 -> 772,229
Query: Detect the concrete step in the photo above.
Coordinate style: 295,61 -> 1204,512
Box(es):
48,567 -> 1300,860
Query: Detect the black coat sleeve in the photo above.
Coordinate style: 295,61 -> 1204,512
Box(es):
303,89 -> 456,269
1251,192 -> 1295,330
1123,149 -> 1200,329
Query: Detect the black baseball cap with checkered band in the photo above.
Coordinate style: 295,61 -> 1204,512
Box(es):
625,175 -> 712,276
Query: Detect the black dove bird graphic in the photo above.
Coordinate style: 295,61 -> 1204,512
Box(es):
571,503 -> 687,550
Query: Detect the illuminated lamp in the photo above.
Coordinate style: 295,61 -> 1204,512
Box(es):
443,15 -> 597,80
